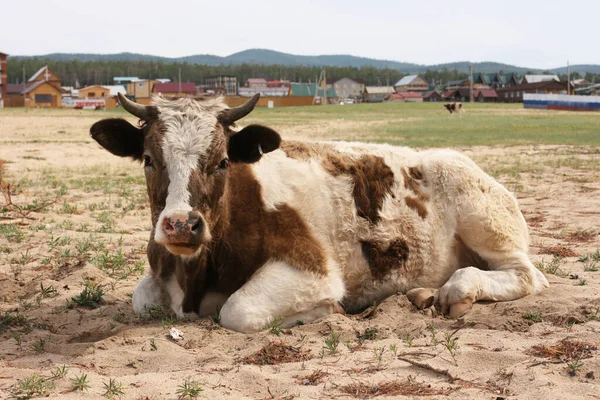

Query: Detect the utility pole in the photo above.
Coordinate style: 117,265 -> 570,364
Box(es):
567,60 -> 570,95
469,64 -> 473,103
178,66 -> 182,97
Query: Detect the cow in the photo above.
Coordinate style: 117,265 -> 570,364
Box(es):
444,102 -> 464,117
90,93 -> 549,333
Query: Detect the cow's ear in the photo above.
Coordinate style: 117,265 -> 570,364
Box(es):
90,118 -> 144,161
227,124 -> 281,163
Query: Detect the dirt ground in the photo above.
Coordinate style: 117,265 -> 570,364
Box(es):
0,109 -> 599,399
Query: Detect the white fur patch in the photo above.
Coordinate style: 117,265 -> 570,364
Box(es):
152,96 -> 227,244
219,261 -> 345,333
132,275 -> 162,314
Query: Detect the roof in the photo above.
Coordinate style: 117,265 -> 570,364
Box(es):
0,52 -> 8,57
366,86 -> 394,94
7,84 -> 25,94
394,92 -> 422,98
423,90 -> 442,98
247,78 -> 267,84
394,75 -> 418,86
153,82 -> 197,94
28,65 -> 59,82
21,80 -> 63,94
290,83 -> 337,98
496,80 -> 568,92
443,90 -> 456,98
523,75 -> 559,83
114,77 -> 140,82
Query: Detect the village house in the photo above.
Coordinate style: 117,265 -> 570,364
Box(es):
496,80 -> 571,103
6,84 -> 25,107
324,78 -> 364,100
473,72 -> 520,89
521,74 -> 560,84
152,82 -> 197,97
365,86 -> 395,102
21,66 -> 65,108
393,75 -> 429,93
77,84 -> 127,108
422,90 -> 444,102
0,52 -> 7,108
204,75 -> 237,95
125,79 -> 157,105
289,83 -> 337,104
388,92 -> 423,102
246,78 -> 267,89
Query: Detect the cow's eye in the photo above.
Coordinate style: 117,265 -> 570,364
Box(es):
143,155 -> 153,168
218,158 -> 229,170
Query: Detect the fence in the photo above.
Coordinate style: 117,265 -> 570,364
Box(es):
224,96 -> 318,108
524,94 -> 600,111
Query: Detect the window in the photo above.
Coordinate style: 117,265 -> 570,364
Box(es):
88,92 -> 96,98
101,92 -> 105,97
35,94 -> 51,103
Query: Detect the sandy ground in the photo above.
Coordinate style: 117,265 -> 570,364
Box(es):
0,109 -> 599,399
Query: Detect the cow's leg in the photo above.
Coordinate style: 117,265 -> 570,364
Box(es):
132,275 -> 163,314
219,261 -> 345,333
434,180 -> 548,317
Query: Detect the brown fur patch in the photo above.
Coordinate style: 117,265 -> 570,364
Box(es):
402,167 -> 429,219
323,154 -> 395,224
280,140 -> 334,161
208,163 -> 327,296
361,239 -> 410,280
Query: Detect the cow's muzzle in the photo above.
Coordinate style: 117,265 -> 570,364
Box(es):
157,210 -> 205,256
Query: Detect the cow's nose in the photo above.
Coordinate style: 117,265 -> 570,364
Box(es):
161,211 -> 203,244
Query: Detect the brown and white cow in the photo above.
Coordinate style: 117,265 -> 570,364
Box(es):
444,102 -> 464,117
90,93 -> 548,333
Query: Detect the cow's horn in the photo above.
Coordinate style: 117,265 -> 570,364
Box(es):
118,92 -> 152,120
219,93 -> 260,125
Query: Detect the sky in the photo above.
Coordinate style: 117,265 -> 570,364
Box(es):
3,0 -> 599,69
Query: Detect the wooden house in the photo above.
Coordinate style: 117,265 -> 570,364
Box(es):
0,52 -> 7,108
152,82 -> 197,97
496,81 -> 571,103
393,75 -> 429,93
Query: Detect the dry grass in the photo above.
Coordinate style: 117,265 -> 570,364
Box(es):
296,370 -> 330,386
526,214 -> 546,227
538,245 -> 579,258
339,378 -> 455,397
566,229 -> 598,243
527,339 -> 597,361
241,341 -> 312,365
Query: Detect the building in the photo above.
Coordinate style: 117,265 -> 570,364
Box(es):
238,86 -> 289,97
443,88 -> 472,102
422,90 -> 443,102
387,92 -> 423,102
114,77 -> 140,84
444,78 -> 472,91
246,78 -> 267,89
473,73 -> 520,89
473,89 -> 498,102
22,65 -> 64,108
289,83 -> 337,104
152,82 -> 197,97
365,86 -> 395,102
326,78 -> 365,99
0,52 -> 7,108
267,80 -> 291,88
496,81 -> 571,103
393,75 -> 429,93
79,85 -> 126,99
126,80 -> 157,104
72,85 -> 126,109
521,75 -> 559,84
205,76 -> 237,95
5,84 -> 25,107
22,80 -> 64,108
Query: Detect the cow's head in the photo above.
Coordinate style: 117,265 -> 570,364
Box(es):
90,93 -> 280,257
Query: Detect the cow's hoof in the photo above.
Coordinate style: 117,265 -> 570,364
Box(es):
406,288 -> 437,310
333,303 -> 346,315
448,298 -> 473,319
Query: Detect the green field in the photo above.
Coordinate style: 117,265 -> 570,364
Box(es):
246,102 -> 600,148
1,102 -> 600,148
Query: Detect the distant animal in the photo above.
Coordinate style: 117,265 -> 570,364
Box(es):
444,102 -> 464,117
89,93 -> 548,333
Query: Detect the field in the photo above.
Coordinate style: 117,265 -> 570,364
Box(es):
1,103 -> 600,399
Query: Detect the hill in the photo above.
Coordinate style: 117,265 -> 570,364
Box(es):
9,48 -> 600,75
